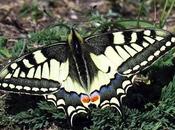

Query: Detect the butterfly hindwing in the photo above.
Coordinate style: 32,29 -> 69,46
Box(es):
85,29 -> 175,76
44,88 -> 88,126
0,43 -> 69,95
44,74 -> 133,126
98,73 -> 133,112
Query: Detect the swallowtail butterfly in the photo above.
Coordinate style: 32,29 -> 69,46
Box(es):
0,28 -> 174,125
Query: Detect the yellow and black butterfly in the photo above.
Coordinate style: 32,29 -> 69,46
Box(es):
0,28 -> 174,125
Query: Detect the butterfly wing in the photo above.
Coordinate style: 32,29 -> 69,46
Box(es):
83,28 -> 175,119
85,29 -> 175,76
0,43 -> 69,95
44,89 -> 89,126
97,73 -> 133,111
0,41 -> 91,126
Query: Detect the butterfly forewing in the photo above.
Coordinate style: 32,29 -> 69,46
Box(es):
0,43 -> 69,95
85,29 -> 175,76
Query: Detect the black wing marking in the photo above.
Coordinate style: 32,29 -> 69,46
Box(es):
85,29 -> 175,76
0,43 -> 69,95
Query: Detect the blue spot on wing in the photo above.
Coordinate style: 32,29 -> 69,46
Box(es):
99,74 -> 127,102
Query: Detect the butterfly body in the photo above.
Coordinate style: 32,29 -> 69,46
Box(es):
68,29 -> 91,90
0,28 -> 175,125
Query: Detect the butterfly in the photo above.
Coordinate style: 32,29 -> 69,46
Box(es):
0,28 -> 174,125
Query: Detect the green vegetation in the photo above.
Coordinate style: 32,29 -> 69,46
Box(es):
19,0 -> 43,20
0,0 -> 175,129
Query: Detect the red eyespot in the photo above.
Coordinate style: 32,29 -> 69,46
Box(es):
90,94 -> 100,102
81,95 -> 90,103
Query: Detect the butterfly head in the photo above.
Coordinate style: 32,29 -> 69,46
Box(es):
68,28 -> 83,46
